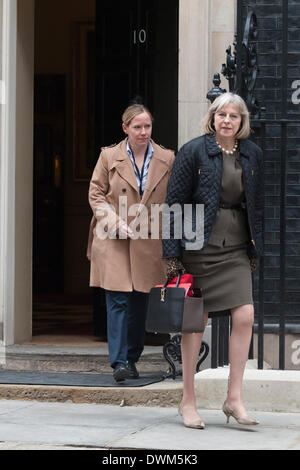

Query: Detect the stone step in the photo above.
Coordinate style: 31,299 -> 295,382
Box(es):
0,379 -> 183,408
0,343 -> 183,406
195,366 -> 300,413
0,366 -> 299,414
0,344 -> 171,375
1,345 -> 299,414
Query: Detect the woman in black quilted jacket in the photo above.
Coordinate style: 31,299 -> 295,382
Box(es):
163,92 -> 263,429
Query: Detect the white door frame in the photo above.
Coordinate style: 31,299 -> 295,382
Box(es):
0,0 -> 34,346
0,0 -> 17,345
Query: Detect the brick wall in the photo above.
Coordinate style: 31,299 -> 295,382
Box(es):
242,0 -> 300,328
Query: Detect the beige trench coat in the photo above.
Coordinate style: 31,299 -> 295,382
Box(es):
87,139 -> 175,292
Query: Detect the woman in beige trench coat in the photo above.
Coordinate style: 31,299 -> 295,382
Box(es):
88,103 -> 174,382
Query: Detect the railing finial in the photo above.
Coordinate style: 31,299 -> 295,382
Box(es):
206,73 -> 227,103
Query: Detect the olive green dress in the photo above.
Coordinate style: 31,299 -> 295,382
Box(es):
181,150 -> 253,314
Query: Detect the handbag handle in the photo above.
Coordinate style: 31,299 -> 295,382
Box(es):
163,272 -> 182,288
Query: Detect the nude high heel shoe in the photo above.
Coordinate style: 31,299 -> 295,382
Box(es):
178,405 -> 205,429
222,401 -> 259,426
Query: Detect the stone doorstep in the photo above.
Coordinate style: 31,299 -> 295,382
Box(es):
0,380 -> 183,408
0,367 -> 299,414
1,345 -> 299,413
0,344 -> 169,374
1,355 -> 168,374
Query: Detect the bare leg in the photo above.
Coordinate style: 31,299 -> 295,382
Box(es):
179,313 -> 208,423
227,304 -> 254,417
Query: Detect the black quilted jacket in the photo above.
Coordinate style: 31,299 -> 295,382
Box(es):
162,134 -> 264,260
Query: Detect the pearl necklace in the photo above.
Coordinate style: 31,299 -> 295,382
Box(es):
216,139 -> 238,155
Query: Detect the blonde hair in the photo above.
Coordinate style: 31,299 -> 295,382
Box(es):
122,104 -> 153,127
201,92 -> 251,139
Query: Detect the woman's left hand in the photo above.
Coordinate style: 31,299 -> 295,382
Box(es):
166,257 -> 186,281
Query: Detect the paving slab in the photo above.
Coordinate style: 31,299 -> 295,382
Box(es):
0,400 -> 299,450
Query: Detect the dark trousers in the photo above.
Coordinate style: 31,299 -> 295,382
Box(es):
105,290 -> 149,369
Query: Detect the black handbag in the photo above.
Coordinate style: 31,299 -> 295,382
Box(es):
146,274 -> 204,334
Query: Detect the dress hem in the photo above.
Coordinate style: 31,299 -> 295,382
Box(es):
205,299 -> 254,315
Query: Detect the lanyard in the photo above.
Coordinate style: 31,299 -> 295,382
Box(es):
130,146 -> 149,197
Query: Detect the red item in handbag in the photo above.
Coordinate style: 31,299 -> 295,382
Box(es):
169,274 -> 194,297
156,274 -> 194,297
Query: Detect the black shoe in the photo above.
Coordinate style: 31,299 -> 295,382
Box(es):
113,363 -> 130,382
126,361 -> 139,379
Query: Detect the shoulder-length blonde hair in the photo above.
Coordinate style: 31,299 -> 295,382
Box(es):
201,92 -> 251,139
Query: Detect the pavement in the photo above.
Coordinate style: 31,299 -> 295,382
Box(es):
1,339 -> 300,450
0,399 -> 300,450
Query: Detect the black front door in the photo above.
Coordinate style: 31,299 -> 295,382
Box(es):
95,0 -> 179,156
93,0 -> 178,340
33,75 -> 65,294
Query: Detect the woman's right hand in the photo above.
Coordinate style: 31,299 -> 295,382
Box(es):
117,222 -> 134,239
166,257 -> 186,281
250,257 -> 258,272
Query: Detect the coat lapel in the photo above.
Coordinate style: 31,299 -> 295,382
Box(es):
109,139 -> 170,206
141,143 -> 169,207
110,140 -> 139,193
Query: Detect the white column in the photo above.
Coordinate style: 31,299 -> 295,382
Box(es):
14,0 -> 34,343
0,0 -> 3,353
178,0 -> 236,148
210,0 -> 236,91
0,0 -> 3,104
0,0 -> 17,345
0,0 -> 34,346
178,0 -> 211,148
